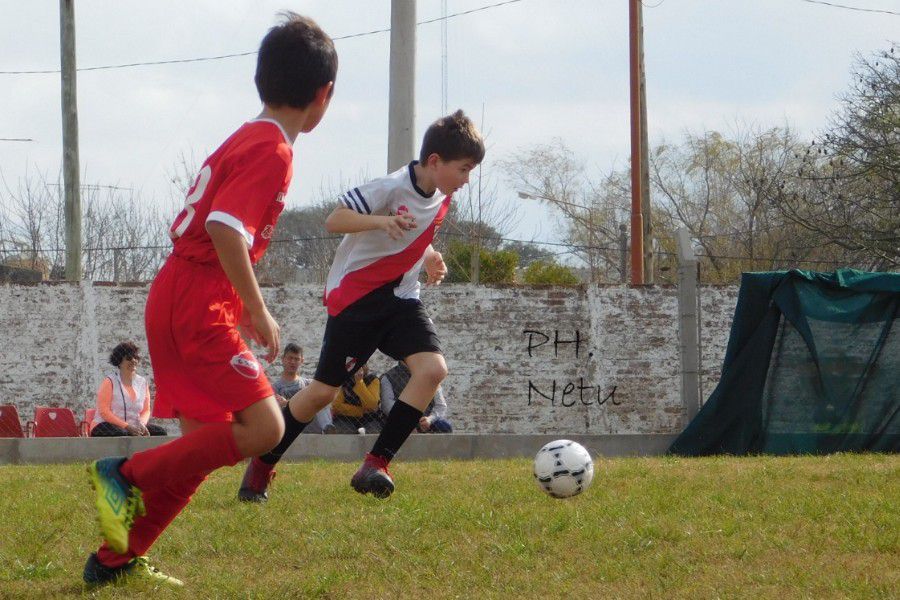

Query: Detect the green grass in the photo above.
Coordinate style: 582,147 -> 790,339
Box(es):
0,455 -> 898,599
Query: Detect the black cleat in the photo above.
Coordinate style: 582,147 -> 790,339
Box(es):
350,453 -> 395,499
238,457 -> 276,502
83,553 -> 183,588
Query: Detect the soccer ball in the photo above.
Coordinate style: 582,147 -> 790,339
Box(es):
533,440 -> 594,498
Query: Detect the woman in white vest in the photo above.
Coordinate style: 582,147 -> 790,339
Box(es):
90,342 -> 167,437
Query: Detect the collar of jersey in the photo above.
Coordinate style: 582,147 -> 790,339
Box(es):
407,161 -> 436,199
249,118 -> 293,145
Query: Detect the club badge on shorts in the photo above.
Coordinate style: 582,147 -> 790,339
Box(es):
230,351 -> 261,379
344,356 -> 357,372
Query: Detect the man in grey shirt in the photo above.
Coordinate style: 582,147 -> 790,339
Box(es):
273,343 -> 333,434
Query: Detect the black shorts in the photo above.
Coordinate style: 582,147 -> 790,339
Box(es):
314,298 -> 442,387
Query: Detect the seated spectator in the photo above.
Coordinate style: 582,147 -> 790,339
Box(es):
332,364 -> 383,434
381,361 -> 452,433
90,342 -> 167,437
272,343 -> 334,434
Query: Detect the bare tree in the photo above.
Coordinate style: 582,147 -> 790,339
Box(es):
776,45 -> 899,269
0,168 -> 64,277
500,139 -> 626,282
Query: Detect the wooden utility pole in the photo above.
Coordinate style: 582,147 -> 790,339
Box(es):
60,0 -> 82,280
628,0 -> 644,285
387,0 -> 416,173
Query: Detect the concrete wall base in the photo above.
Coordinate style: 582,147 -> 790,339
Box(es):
0,434 -> 677,465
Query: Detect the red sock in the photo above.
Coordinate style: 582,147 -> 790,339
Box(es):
96,471 -> 209,568
121,421 -> 242,492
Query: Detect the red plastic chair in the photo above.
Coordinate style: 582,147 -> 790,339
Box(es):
0,405 -> 25,438
81,408 -> 97,437
26,407 -> 80,438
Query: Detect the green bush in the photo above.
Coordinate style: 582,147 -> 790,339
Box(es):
445,240 -> 518,283
523,260 -> 580,285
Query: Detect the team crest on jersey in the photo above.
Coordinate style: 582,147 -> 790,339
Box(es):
261,224 -> 274,240
344,357 -> 358,372
396,205 -> 409,215
230,351 -> 261,379
275,192 -> 285,204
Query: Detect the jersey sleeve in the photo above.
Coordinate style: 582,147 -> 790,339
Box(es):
337,179 -> 390,216
206,142 -> 290,246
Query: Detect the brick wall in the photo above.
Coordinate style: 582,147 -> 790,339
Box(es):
0,282 -> 738,434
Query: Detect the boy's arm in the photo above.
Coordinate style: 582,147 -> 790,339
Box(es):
325,206 -> 417,240
423,244 -> 447,285
207,221 -> 280,362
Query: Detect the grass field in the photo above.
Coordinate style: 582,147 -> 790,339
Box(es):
0,454 -> 897,599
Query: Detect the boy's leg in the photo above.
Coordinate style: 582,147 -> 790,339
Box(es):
86,416 -> 207,587
122,397 -> 282,490
238,381 -> 337,502
88,398 -> 283,578
352,352 -> 447,498
240,312 -> 379,501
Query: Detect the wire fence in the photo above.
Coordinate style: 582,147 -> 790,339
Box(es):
0,231 -> 871,287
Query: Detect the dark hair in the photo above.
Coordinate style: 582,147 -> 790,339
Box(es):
255,12 -> 338,108
109,342 -> 140,367
419,110 -> 485,164
283,343 -> 303,357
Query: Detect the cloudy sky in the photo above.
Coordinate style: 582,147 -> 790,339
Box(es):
0,0 -> 896,243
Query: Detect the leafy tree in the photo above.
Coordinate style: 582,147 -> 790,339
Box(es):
444,240 -> 517,283
522,260 -> 580,285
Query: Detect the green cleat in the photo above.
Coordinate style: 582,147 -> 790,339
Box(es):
87,457 -> 145,554
83,553 -> 184,588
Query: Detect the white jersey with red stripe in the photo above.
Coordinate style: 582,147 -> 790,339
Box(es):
324,162 -> 451,316
168,118 -> 293,266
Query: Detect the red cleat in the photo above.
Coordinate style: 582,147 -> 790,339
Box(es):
237,457 -> 276,502
350,453 -> 394,498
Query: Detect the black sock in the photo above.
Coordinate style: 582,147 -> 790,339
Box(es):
258,403 -> 310,465
370,400 -> 423,463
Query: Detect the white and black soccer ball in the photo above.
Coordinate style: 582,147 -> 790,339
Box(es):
533,440 -> 594,498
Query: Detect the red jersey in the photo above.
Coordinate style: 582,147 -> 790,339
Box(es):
169,119 -> 292,265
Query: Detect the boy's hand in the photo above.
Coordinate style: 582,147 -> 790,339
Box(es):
381,214 -> 417,240
425,250 -> 447,285
245,306 -> 281,363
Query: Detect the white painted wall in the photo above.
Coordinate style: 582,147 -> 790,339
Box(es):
0,283 -> 738,434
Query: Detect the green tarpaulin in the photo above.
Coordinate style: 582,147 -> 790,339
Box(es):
670,268 -> 899,456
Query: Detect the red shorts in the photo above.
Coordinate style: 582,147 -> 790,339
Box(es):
145,254 -> 273,423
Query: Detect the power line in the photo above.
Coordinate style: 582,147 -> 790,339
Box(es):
0,138 -> 34,142
0,0 -> 525,76
799,0 -> 900,16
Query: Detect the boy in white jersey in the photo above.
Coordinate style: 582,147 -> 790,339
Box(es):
238,110 -> 485,500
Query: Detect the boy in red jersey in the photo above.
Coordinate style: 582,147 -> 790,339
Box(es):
238,110 -> 484,501
83,13 -> 337,588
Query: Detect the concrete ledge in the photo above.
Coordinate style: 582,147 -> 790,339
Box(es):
0,434 -> 678,465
